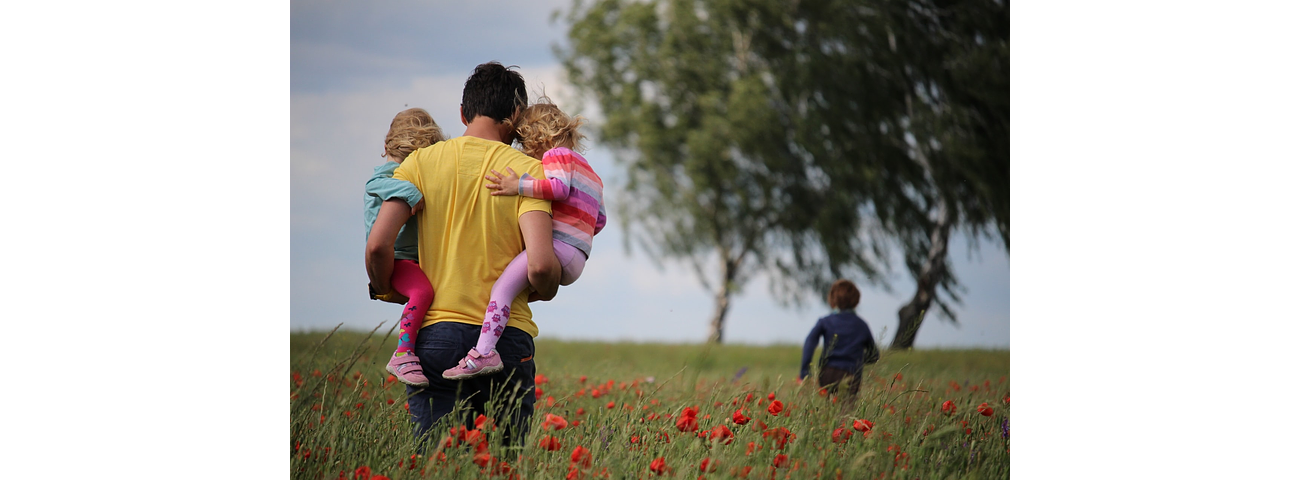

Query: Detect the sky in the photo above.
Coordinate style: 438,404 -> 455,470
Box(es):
290,0 -> 1010,348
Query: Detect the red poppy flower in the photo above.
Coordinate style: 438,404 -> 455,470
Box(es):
763,427 -> 795,450
607,401 -> 615,409
832,427 -> 851,443
767,400 -> 784,416
543,413 -> 569,430
535,374 -> 549,385
745,392 -> 755,403
538,435 -> 562,451
773,454 -> 789,468
676,406 -> 700,432
735,466 -> 753,478
475,414 -> 491,430
700,457 -> 719,473
565,466 -> 584,480
472,452 -> 493,468
676,416 -> 698,432
767,392 -> 776,401
353,466 -> 372,480
371,476 -> 390,480
571,445 -> 592,467
732,409 -> 751,425
977,402 -> 994,416
579,375 -> 587,383
535,387 -> 544,400
941,400 -> 955,416
650,457 -> 668,476
709,424 -> 735,444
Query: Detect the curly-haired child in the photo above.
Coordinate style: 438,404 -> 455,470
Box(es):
364,108 -> 444,386
441,99 -> 606,380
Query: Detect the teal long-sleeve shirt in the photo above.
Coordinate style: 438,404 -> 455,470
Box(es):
364,161 -> 423,261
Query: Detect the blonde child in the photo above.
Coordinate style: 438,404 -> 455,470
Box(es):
364,108 -> 444,386
441,99 -> 606,379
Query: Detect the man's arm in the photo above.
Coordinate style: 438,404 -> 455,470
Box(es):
799,320 -> 825,380
366,199 -> 412,295
519,210 -> 561,301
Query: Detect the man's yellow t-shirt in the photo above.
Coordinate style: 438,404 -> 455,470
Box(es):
392,136 -> 551,337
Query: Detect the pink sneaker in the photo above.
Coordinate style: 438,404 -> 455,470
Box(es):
386,353 -> 429,387
442,348 -> 503,380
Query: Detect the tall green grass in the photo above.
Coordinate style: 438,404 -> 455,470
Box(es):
291,329 -> 1009,479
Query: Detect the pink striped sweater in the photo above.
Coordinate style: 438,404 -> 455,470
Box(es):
518,147 -> 606,257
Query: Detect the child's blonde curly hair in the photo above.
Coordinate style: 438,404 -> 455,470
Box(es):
513,97 -> 585,159
383,108 -> 445,162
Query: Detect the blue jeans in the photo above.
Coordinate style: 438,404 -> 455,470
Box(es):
406,322 -> 536,449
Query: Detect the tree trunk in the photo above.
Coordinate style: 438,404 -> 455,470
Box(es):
892,202 -> 952,350
706,255 -> 740,344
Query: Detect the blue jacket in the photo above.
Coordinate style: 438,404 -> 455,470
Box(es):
800,310 -> 879,380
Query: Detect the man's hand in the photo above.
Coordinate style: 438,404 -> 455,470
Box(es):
485,167 -> 521,196
519,210 -> 560,301
365,199 -> 412,295
410,198 -> 425,216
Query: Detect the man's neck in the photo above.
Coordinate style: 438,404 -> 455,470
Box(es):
462,116 -> 508,143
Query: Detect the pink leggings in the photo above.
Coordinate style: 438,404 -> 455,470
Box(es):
475,240 -> 584,354
391,259 -> 434,354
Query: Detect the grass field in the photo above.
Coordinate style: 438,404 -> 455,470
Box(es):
291,327 -> 1010,479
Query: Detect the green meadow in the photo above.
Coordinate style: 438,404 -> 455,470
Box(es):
291,328 -> 1010,479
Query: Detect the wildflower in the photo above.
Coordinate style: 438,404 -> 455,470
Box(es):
732,466 -> 753,478
942,400 -> 956,415
977,402 -> 994,416
763,427 -> 794,450
386,398 -> 394,405
543,413 -> 569,430
535,374 -> 549,385
353,466 -> 372,480
746,441 -> 756,455
773,454 -> 789,468
538,435 -> 562,451
475,414 -> 491,430
577,407 -> 586,415
767,400 -> 784,416
536,387 -> 545,400
745,392 -> 755,403
831,427 -> 851,443
571,445 -> 593,467
852,419 -> 873,432
732,409 -> 751,425
709,424 -> 735,444
676,406 -> 700,432
893,373 -> 903,381
579,375 -> 587,383
607,401 -> 616,409
650,457 -> 669,476
700,457 -> 719,473
767,392 -> 776,401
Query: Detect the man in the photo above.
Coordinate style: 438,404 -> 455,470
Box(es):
366,62 -> 561,447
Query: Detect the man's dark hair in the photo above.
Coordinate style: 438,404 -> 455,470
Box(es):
461,62 -> 527,124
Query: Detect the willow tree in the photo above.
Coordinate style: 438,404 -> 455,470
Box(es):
559,0 -> 822,343
557,0 -> 1008,346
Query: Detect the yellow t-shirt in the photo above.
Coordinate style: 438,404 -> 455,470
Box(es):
393,136 -> 551,337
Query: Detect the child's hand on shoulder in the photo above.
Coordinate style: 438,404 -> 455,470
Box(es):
485,167 -> 520,196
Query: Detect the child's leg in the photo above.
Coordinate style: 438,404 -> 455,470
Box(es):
554,240 -> 586,286
391,260 -> 434,355
475,251 -> 532,356
388,259 -> 434,385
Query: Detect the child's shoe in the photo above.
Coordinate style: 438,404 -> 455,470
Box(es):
442,348 -> 503,380
386,353 -> 430,387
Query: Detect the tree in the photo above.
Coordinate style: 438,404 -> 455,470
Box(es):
557,0 -> 1009,346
